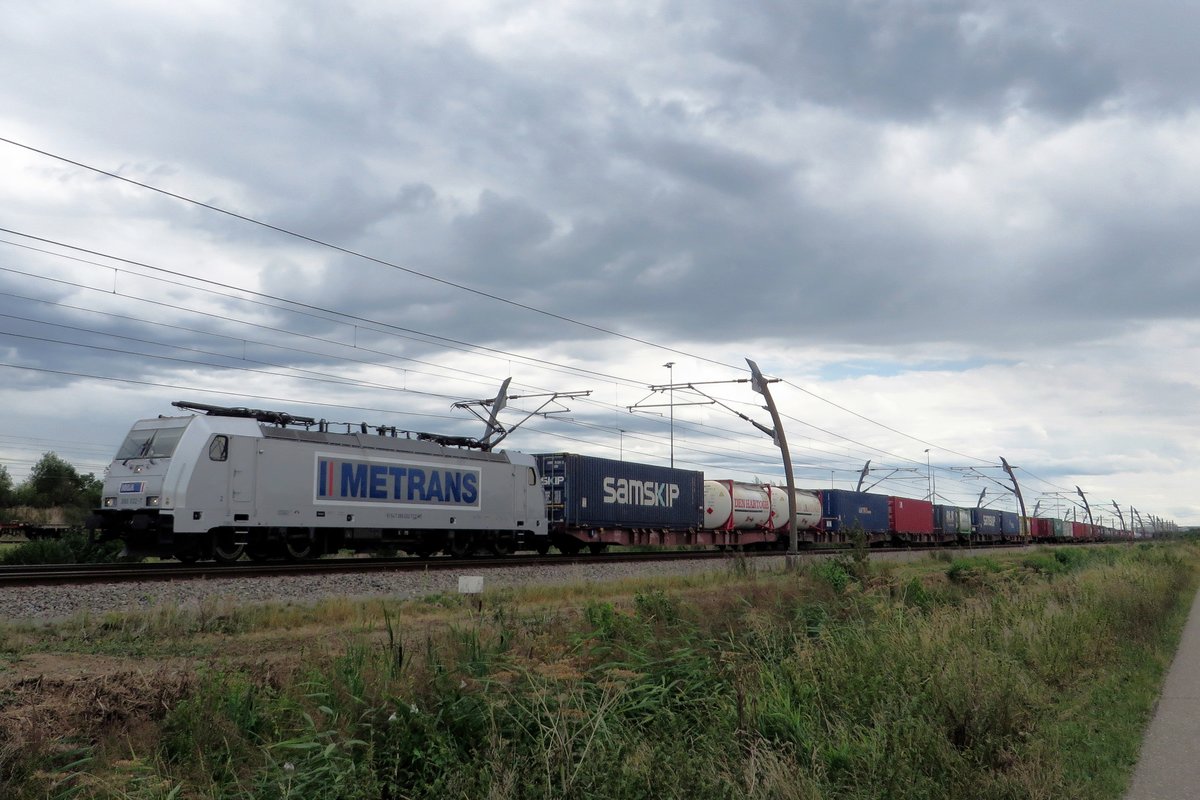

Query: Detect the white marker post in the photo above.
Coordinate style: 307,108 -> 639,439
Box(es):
459,575 -> 484,613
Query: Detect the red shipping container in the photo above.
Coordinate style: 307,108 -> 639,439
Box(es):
1030,518 -> 1053,539
889,496 -> 934,534
1071,521 -> 1090,539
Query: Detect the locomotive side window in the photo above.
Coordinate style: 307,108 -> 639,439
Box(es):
527,467 -> 537,486
209,435 -> 228,461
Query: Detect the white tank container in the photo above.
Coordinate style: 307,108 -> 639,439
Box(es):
704,480 -> 771,530
766,486 -> 822,531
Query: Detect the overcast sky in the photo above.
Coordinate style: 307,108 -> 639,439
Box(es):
2,0 -> 1197,527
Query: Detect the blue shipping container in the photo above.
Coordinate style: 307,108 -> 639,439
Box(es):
999,510 -> 1020,537
971,508 -> 1004,536
534,453 -> 703,530
934,505 -> 972,535
822,489 -> 890,534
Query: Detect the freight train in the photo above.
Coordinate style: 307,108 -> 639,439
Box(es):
87,402 -> 1136,562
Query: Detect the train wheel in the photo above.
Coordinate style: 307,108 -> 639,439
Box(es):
213,542 -> 245,564
174,550 -> 199,565
588,543 -> 607,555
212,532 -> 245,564
489,533 -> 516,557
448,532 -> 474,559
283,530 -> 315,560
557,540 -> 582,556
534,540 -> 551,555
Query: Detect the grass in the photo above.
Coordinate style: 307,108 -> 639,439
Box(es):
0,543 -> 1195,799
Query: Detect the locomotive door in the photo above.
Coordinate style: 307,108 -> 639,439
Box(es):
228,435 -> 258,517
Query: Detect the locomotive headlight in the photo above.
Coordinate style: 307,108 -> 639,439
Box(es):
103,496 -> 116,508
146,496 -> 161,507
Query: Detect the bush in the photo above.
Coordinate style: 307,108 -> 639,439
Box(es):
945,557 -> 1001,583
0,533 -> 124,565
812,559 -> 852,593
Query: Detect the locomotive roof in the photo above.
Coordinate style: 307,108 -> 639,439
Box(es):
258,424 -> 515,462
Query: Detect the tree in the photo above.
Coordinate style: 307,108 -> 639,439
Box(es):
78,472 -> 103,509
24,452 -> 88,507
0,464 -> 13,507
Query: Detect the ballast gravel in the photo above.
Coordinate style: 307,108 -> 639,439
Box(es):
0,556 -> 795,624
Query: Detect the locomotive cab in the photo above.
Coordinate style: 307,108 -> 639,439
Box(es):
89,413 -> 256,561
91,417 -> 190,552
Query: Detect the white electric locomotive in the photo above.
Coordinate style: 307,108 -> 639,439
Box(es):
89,402 -> 548,562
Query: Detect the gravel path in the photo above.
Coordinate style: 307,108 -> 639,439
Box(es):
0,555 -> 799,624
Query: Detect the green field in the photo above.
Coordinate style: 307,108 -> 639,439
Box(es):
0,542 -> 1193,799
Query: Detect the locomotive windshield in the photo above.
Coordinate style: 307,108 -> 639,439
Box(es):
115,424 -> 187,461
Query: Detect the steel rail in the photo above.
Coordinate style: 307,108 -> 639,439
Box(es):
0,542 -> 1047,588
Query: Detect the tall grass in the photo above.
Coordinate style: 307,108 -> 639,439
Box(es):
5,543 -> 1196,799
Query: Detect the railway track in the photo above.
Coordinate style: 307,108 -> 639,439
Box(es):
0,550 -> 771,587
0,543 -> 1035,588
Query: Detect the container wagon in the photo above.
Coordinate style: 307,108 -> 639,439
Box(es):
535,453 -> 704,553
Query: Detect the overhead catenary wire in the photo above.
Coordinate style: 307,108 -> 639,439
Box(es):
0,233 -> 648,389
0,231 -> 980,487
0,135 -> 1010,462
0,241 -> 944,481
0,137 -> 1130,513
0,136 -> 721,367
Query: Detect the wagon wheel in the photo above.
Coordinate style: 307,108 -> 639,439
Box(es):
587,543 -> 607,555
556,539 -> 582,556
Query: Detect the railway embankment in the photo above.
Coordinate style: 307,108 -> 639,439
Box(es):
0,541 -> 1193,798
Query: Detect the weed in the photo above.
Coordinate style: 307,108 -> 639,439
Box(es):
812,558 -> 852,593
945,556 -> 1002,583
259,708 -> 377,799
726,551 -> 756,578
632,589 -> 680,624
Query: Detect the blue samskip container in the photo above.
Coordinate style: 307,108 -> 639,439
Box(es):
534,453 -> 704,530
971,508 -> 1004,537
821,489 -> 890,534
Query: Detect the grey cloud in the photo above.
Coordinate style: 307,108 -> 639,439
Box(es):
274,176 -> 437,242
451,191 -> 555,265
696,0 -> 1119,119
